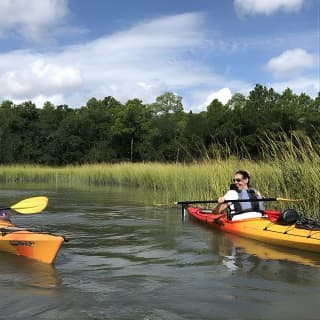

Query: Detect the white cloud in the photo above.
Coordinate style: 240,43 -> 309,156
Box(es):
0,13 -> 220,108
269,76 -> 319,97
0,0 -> 69,42
234,0 -> 304,16
197,88 -> 232,112
0,10 -> 317,112
265,48 -> 316,78
13,94 -> 66,108
0,55 -> 82,99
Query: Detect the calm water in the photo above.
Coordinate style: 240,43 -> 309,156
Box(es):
0,185 -> 319,320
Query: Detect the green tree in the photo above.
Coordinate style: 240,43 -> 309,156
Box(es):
111,99 -> 154,161
149,93 -> 187,162
150,92 -> 183,115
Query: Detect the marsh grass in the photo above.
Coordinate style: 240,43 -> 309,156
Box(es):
0,133 -> 319,218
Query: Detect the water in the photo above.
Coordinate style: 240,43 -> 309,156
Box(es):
0,185 -> 319,319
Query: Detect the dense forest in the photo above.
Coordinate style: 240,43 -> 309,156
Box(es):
0,84 -> 319,165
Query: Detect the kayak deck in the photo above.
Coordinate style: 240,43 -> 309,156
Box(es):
0,223 -> 64,264
186,206 -> 320,253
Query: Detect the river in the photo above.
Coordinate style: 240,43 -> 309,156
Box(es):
0,184 -> 319,319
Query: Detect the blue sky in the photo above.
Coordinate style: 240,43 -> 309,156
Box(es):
0,0 -> 318,112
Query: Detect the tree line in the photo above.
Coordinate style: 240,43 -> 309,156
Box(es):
0,84 -> 319,165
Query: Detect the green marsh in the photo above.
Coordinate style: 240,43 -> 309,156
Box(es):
0,135 -> 319,217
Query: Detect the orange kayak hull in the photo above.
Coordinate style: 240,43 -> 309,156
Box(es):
0,222 -> 64,264
186,206 -> 320,253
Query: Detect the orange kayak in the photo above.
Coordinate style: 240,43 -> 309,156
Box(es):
0,221 -> 64,264
185,206 -> 320,253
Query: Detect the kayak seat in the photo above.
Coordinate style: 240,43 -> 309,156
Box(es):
231,211 -> 264,221
230,209 -> 265,221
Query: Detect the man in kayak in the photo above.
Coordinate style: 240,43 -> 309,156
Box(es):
212,170 -> 264,220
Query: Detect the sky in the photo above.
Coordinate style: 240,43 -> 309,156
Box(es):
0,0 -> 319,112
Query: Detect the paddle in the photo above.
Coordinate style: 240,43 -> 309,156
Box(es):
176,197 -> 302,205
1,196 -> 49,214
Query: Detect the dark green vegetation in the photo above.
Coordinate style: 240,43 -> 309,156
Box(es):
0,84 -> 319,165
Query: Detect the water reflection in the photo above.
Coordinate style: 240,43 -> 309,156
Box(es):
0,184 -> 320,319
188,216 -> 320,274
0,253 -> 60,290
225,233 -> 320,267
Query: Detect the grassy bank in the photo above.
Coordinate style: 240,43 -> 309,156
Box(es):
0,159 -> 319,218
0,135 -> 319,218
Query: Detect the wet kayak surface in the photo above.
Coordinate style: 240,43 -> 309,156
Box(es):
0,185 -> 319,320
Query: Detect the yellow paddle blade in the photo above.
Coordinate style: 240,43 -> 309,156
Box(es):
10,196 -> 48,214
275,197 -> 303,202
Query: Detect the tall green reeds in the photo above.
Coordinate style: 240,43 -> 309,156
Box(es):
0,133 -> 319,218
258,132 -> 320,217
